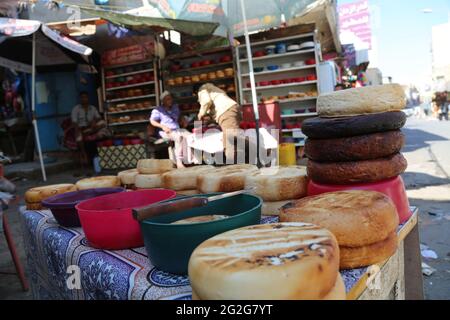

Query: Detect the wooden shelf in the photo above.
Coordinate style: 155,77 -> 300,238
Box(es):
242,81 -> 317,92
106,69 -> 153,79
164,61 -> 233,74
106,81 -> 155,92
240,49 -> 315,63
109,119 -> 148,126
108,107 -> 155,115
107,94 -> 156,103
237,32 -> 315,48
241,65 -> 316,77
104,59 -> 153,70
167,76 -> 235,88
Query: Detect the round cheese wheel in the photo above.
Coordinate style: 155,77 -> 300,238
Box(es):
162,165 -> 214,191
340,232 -> 398,270
302,111 -> 406,139
25,184 -> 77,203
322,274 -> 346,300
305,131 -> 405,162
279,190 -> 399,247
261,200 -> 291,216
317,84 -> 406,118
177,189 -> 200,196
118,169 -> 139,185
245,166 -> 307,201
188,222 -> 340,300
26,202 -> 44,211
76,176 -> 121,190
137,159 -> 174,174
135,174 -> 162,189
307,153 -> 408,185
197,164 -> 258,193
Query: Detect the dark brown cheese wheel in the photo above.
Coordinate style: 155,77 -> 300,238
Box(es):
307,153 -> 408,185
305,131 -> 405,162
302,111 -> 406,139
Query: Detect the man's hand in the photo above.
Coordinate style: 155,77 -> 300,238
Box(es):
162,126 -> 172,134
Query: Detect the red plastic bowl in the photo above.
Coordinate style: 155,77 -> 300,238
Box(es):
76,189 -> 177,249
42,188 -> 125,227
307,176 -> 412,224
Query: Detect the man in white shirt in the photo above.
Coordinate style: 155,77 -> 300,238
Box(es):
195,83 -> 244,163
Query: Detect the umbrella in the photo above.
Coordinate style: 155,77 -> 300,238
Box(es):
0,17 -> 93,181
71,0 -> 319,165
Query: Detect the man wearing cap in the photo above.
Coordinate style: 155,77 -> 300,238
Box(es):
150,91 -> 190,168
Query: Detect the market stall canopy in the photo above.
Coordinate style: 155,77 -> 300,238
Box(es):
0,18 -> 94,73
75,5 -> 220,37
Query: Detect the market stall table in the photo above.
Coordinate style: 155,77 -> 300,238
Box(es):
18,206 -> 422,300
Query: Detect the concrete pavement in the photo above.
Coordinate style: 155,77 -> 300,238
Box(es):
402,117 -> 450,300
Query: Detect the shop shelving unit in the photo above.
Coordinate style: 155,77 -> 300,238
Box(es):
101,59 -> 159,134
162,47 -> 238,117
235,31 -> 322,148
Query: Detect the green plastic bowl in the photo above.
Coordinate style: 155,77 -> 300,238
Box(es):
139,193 -> 262,275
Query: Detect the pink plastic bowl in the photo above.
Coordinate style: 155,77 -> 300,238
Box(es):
307,176 -> 412,224
76,189 -> 177,249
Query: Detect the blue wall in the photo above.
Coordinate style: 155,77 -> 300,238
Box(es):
31,70 -> 98,152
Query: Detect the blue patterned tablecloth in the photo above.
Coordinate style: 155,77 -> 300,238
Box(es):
19,207 -> 368,300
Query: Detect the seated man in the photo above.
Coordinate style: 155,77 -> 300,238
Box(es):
150,91 -> 191,168
71,91 -> 110,165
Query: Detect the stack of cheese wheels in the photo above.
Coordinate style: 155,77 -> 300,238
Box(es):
280,190 -> 399,270
25,184 -> 77,210
197,164 -> 258,193
135,159 -> 175,189
188,223 -> 345,300
117,169 -> 139,189
245,166 -> 308,216
162,165 -> 214,195
303,84 -> 408,185
76,176 -> 121,190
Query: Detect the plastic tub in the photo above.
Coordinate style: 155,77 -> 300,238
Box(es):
307,176 -> 412,224
140,193 -> 262,274
42,188 -> 125,227
76,189 -> 177,249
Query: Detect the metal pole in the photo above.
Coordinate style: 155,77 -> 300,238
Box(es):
31,33 -> 47,181
239,0 -> 261,167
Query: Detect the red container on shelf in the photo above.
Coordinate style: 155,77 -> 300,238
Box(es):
76,189 -> 177,249
103,140 -> 113,147
259,81 -> 270,87
270,80 -> 282,86
307,74 -> 317,81
305,59 -> 316,65
220,55 -> 232,62
253,51 -> 265,57
130,138 -> 143,145
307,176 -> 412,224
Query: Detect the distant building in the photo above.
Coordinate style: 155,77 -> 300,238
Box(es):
366,68 -> 382,86
432,22 -> 450,91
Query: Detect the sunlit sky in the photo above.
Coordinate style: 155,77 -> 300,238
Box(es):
338,0 -> 450,85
